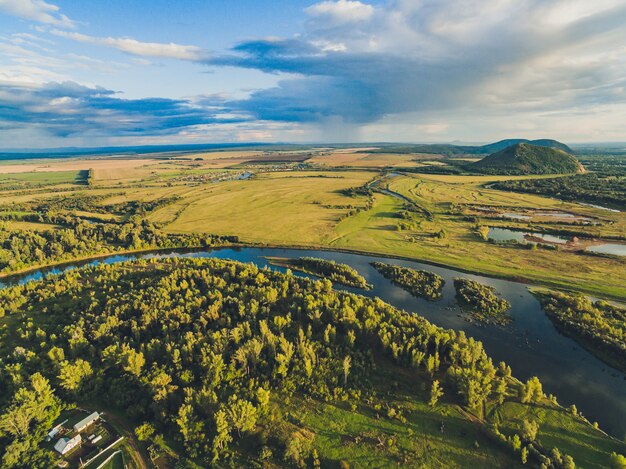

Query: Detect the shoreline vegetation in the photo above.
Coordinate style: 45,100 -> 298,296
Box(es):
533,290 -> 626,373
1,240 -> 625,304
0,257 -> 622,467
265,256 -> 370,289
371,261 -> 445,300
454,278 -> 512,325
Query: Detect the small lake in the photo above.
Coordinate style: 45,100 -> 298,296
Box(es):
0,247 -> 624,438
502,213 -> 532,221
586,243 -> 626,257
488,227 -> 569,244
578,202 -> 621,213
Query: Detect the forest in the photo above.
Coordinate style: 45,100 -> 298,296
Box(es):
454,279 -> 511,325
534,291 -> 626,372
0,258 -> 618,467
371,262 -> 444,300
491,174 -> 626,210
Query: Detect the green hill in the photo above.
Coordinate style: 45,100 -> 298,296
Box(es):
472,143 -> 584,175
477,139 -> 573,154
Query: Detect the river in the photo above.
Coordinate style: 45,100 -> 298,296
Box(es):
0,246 -> 624,438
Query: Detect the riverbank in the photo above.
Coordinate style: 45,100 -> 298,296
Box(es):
1,240 -> 625,302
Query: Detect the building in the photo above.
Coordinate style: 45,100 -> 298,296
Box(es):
54,434 -> 81,455
73,412 -> 100,433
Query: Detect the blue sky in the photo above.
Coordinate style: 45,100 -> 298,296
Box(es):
1,0 -> 626,148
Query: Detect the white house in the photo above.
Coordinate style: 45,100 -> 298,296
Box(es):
54,434 -> 81,455
73,412 -> 100,433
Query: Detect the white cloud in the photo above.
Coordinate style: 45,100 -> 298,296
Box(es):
51,30 -> 207,61
306,0 -> 374,24
0,0 -> 74,28
213,0 -> 626,142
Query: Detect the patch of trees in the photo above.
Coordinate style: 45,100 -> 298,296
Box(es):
371,262 -> 444,300
492,174 -> 626,210
0,258 -> 567,466
454,278 -> 511,325
269,257 -> 370,289
0,217 -> 235,274
535,291 -> 626,372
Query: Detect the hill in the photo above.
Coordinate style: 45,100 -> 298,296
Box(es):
472,143 -> 584,175
361,139 -> 572,157
477,139 -> 573,154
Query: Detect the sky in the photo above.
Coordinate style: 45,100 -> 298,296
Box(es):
1,0 -> 626,148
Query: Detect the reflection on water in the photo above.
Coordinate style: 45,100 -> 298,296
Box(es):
487,227 -> 569,244
1,246 -> 624,438
586,243 -> 626,257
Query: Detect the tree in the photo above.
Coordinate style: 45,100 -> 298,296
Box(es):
176,403 -> 205,456
135,423 -> 155,441
227,398 -> 257,436
609,453 -> 626,469
521,446 -> 528,464
521,419 -> 539,442
0,373 -> 61,468
429,380 -> 444,407
494,378 -> 507,404
122,347 -> 145,377
211,409 -> 232,462
562,454 -> 575,469
342,355 -> 352,385
58,359 -> 93,392
519,376 -> 542,404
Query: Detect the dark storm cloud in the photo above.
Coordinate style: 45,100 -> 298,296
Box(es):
0,81 -> 246,137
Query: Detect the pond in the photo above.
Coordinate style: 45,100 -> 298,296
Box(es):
578,202 -> 621,213
501,212 -> 532,221
1,246 -> 624,438
586,243 -> 626,257
487,227 -> 569,244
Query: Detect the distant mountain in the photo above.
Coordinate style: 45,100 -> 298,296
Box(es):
363,139 -> 573,157
477,139 -> 572,154
472,143 -> 585,175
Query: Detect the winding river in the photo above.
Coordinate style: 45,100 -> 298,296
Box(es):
1,246 -> 625,438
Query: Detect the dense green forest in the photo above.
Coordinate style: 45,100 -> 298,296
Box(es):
266,257 -> 370,289
371,262 -> 444,300
0,258 -> 620,467
492,174 -> 626,210
454,279 -> 512,325
534,291 -> 626,372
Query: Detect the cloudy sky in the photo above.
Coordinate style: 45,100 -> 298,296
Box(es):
1,0 -> 626,148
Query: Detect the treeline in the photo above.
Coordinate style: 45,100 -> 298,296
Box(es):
535,291 -> 626,372
0,193 -> 180,218
0,216 -> 235,274
454,278 -> 511,325
492,174 -> 626,210
371,262 -> 444,300
0,258 -> 583,467
269,257 -> 370,289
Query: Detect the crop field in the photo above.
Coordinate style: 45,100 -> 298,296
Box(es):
308,150 -> 430,168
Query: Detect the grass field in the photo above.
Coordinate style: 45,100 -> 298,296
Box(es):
0,152 -> 624,300
0,170 -> 83,185
308,150 -> 431,168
